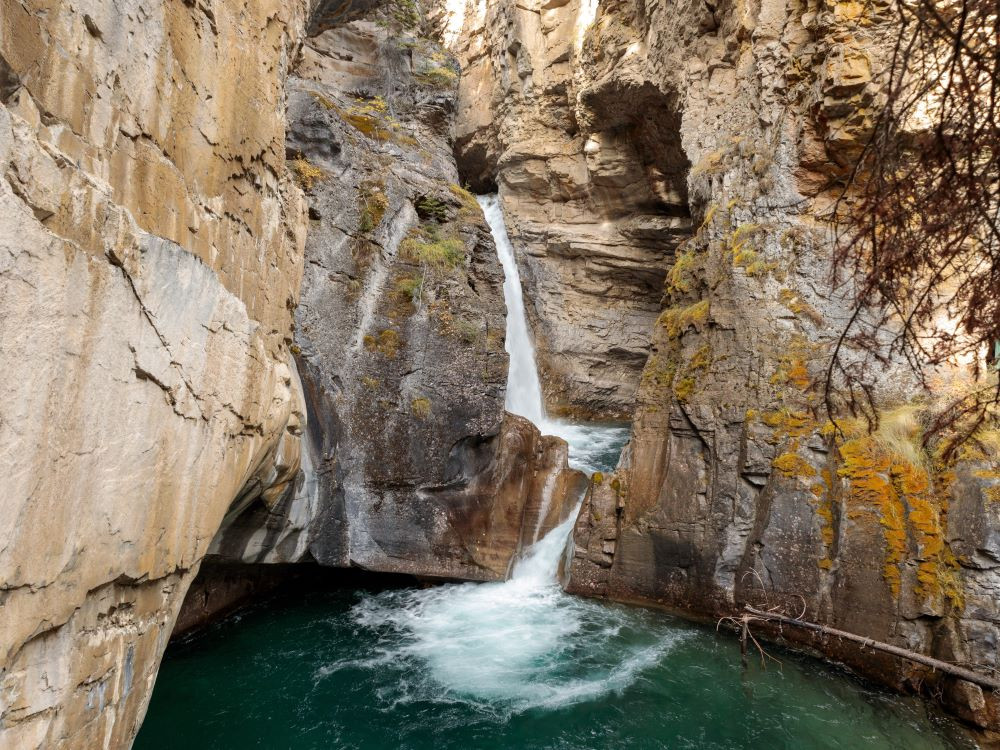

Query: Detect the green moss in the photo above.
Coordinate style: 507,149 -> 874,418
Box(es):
395,275 -> 423,307
401,225 -> 464,270
592,471 -> 605,484
361,375 -> 379,389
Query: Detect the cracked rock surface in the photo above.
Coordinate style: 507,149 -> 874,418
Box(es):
0,0 -> 309,746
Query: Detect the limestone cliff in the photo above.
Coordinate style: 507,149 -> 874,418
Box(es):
439,0 -> 1000,733
0,6 -> 589,745
0,0 -> 309,746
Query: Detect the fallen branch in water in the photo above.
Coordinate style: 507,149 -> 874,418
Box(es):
744,606 -> 1000,693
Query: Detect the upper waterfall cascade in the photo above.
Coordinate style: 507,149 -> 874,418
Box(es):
477,194 -> 631,480
478,195 -> 546,425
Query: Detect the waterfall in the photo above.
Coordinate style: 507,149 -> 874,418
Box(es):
316,199 -> 661,717
477,195 -> 546,426
477,194 -> 632,481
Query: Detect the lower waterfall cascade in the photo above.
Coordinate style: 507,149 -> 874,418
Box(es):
135,199 -> 974,750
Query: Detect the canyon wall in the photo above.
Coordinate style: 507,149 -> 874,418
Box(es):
441,0 -> 693,419
205,17 -> 586,583
441,0 -> 1000,733
0,0 -> 310,746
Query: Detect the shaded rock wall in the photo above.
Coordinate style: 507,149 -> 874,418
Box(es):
0,0 -> 308,746
206,19 -> 587,583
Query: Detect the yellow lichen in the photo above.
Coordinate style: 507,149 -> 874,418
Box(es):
674,376 -> 696,402
368,328 -> 399,358
289,156 -> 324,190
779,288 -> 825,327
688,343 -> 713,373
773,451 -> 818,479
667,244 -> 700,293
641,354 -> 678,391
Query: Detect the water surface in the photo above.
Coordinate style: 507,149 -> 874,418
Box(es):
137,197 -> 972,750
136,577 -> 970,750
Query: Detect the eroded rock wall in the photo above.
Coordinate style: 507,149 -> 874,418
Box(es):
0,1 -> 308,746
206,19 -> 587,582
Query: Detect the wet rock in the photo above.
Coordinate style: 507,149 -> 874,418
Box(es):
206,21 -> 586,582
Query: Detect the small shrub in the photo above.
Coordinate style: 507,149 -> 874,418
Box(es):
401,225 -> 464,269
415,195 -> 449,222
411,396 -> 431,419
289,155 -> 324,190
359,186 -> 389,233
456,318 -> 480,344
415,64 -> 459,88
395,274 -> 423,307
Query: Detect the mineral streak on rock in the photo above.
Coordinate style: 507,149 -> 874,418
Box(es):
204,18 -> 585,583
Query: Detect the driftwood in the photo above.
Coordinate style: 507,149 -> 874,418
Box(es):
744,606 -> 1000,693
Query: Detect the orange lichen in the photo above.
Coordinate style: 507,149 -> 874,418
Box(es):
837,432 -> 963,607
760,409 -> 814,440
773,451 -> 818,479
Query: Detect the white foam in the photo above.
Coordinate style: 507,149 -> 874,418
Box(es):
337,513 -> 683,715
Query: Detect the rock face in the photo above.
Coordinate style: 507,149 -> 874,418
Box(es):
206,19 -> 586,582
441,0 -> 693,419
0,1 -> 309,746
0,5 -> 588,744
437,0 -> 1000,733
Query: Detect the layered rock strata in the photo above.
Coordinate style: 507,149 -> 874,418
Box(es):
441,0 -> 694,419
0,0 -> 309,747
